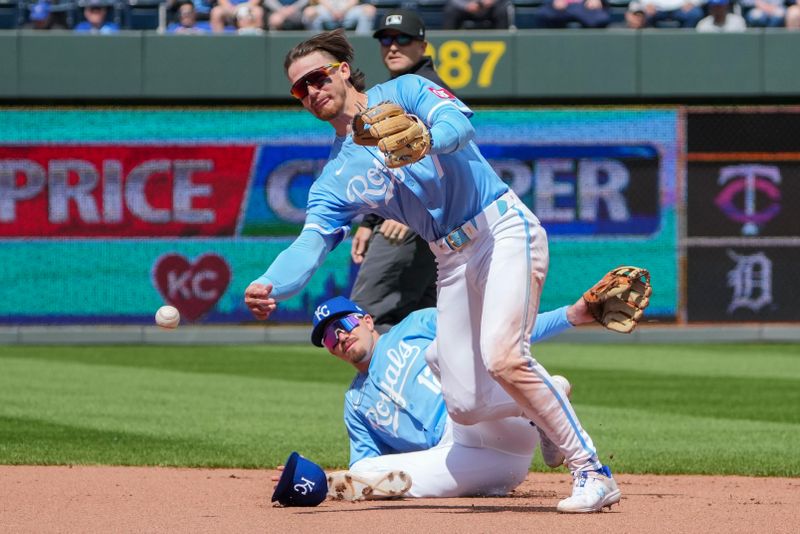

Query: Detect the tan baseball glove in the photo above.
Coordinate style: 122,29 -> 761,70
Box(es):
352,102 -> 431,168
583,266 -> 652,334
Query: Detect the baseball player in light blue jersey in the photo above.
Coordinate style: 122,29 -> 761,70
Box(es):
245,29 -> 620,512
311,294 -> 597,499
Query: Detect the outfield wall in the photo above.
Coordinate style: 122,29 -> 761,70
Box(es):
1,30 -> 800,101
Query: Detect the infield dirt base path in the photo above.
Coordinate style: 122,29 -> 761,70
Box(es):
1,466 -> 798,533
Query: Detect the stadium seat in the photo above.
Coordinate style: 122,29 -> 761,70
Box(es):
368,0 -> 403,6
0,1 -> 22,29
46,1 -> 79,28
122,0 -> 163,30
512,0 -> 544,29
608,6 -> 628,26
416,0 -> 446,29
606,0 -> 630,27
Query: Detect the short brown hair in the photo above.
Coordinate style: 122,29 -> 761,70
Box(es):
284,29 -> 366,92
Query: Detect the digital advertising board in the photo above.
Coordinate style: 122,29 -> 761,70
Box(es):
0,108 -> 678,325
686,108 -> 800,322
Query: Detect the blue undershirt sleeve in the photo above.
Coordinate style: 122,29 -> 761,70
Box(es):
251,229 -> 332,301
530,306 -> 574,344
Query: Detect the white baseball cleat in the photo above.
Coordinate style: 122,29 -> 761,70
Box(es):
557,465 -> 621,513
327,470 -> 412,501
537,375 -> 572,468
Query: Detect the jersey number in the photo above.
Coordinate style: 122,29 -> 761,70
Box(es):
417,367 -> 442,396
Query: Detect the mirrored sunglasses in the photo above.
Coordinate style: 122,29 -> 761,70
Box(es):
290,62 -> 341,100
322,313 -> 363,350
378,34 -> 415,47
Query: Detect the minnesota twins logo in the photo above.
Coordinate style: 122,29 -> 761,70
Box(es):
726,250 -> 772,314
714,165 -> 782,236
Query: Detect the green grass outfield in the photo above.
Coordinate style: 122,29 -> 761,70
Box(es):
1,343 -> 798,477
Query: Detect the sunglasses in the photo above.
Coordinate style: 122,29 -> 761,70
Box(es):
322,313 -> 363,351
378,34 -> 415,47
290,62 -> 341,100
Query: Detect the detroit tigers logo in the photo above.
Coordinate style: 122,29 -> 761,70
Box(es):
727,250 -> 773,313
346,157 -> 403,209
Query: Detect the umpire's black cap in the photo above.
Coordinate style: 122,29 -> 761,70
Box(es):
373,9 -> 426,40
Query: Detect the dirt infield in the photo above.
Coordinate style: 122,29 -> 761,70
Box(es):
1,466 -> 798,533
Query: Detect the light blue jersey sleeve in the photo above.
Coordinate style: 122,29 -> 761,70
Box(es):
345,398 -> 394,466
415,307 -> 438,336
530,306 -> 574,343
251,225 -> 349,300
371,75 -> 476,155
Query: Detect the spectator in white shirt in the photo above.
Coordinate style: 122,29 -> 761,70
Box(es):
696,0 -> 747,31
643,0 -> 703,27
740,0 -> 786,27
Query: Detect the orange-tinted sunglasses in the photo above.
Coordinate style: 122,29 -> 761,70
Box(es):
290,62 -> 342,100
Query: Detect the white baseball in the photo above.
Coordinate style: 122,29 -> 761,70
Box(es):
155,305 -> 180,329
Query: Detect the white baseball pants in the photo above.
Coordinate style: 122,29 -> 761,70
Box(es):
350,417 -> 538,498
430,191 -> 602,473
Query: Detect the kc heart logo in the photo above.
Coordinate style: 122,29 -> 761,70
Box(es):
152,253 -> 231,322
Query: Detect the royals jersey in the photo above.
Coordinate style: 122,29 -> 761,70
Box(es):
255,74 -> 510,299
345,306 -> 573,466
305,74 -> 508,243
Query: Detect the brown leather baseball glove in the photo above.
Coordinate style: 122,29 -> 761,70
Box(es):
352,102 -> 431,168
583,266 -> 652,334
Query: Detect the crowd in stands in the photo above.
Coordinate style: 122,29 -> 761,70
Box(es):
2,0 -> 799,32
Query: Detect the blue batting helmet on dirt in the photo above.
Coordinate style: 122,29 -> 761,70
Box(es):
271,451 -> 328,507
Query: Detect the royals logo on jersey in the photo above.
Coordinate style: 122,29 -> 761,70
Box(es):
428,87 -> 455,99
344,156 -> 403,209
363,340 -> 422,436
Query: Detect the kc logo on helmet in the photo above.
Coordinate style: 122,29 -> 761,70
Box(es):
293,477 -> 316,495
314,304 -> 330,321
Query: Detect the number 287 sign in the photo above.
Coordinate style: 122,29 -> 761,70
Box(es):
425,40 -> 507,90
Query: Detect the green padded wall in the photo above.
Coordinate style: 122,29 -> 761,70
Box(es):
640,31 -> 762,97
18,31 -> 142,98
0,33 -> 17,96
1,30 -> 799,100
